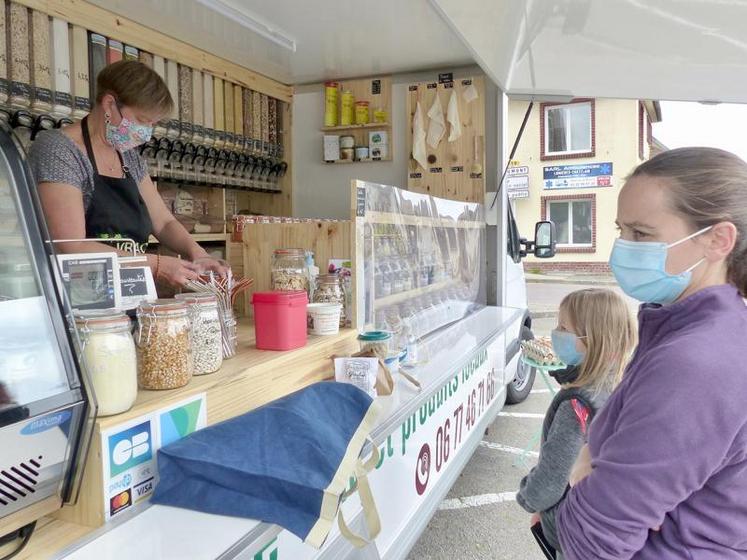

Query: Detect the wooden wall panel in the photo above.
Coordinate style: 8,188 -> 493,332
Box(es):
406,76 -> 485,203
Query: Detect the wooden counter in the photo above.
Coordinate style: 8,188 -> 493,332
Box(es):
0,322 -> 359,560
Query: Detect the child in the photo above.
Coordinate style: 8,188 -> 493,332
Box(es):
516,289 -> 636,559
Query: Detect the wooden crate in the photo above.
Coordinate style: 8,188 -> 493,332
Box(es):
406,76 -> 486,203
240,221 -> 353,318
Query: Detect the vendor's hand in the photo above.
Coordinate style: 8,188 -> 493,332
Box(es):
192,256 -> 230,277
531,512 -> 541,526
569,444 -> 593,487
156,255 -> 202,287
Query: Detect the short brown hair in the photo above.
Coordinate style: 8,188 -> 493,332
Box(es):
629,147 -> 747,296
95,60 -> 173,117
560,288 -> 637,392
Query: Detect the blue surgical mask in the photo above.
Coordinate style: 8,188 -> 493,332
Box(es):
609,226 -> 712,304
551,330 -> 586,366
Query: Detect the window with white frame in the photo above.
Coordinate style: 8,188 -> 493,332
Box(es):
548,199 -> 593,246
545,102 -> 592,155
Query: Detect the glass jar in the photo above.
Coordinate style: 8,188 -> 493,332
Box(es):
313,274 -> 345,327
175,292 -> 223,375
219,306 -> 238,358
75,310 -> 137,416
358,331 -> 392,360
136,299 -> 193,390
271,248 -> 309,292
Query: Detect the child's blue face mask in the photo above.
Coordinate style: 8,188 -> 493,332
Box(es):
609,226 -> 712,304
551,330 -> 586,366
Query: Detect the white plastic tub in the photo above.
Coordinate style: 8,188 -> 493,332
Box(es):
307,303 -> 342,335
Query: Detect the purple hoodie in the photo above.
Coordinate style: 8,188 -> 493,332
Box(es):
557,285 -> 747,559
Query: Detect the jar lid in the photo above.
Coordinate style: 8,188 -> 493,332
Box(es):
138,299 -> 188,314
358,330 -> 392,342
355,101 -> 370,106
316,273 -> 341,285
273,248 -> 305,257
252,291 -> 308,305
175,292 -> 218,304
74,309 -> 130,327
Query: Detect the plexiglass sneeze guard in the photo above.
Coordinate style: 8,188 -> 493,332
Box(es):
352,180 -> 486,353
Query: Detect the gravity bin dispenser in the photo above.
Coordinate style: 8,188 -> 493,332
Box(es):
0,123 -> 95,540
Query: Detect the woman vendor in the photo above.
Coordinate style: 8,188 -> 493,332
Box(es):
28,59 -> 224,287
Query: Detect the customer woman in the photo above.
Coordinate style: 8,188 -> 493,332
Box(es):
556,147 -> 747,559
29,60 -> 223,287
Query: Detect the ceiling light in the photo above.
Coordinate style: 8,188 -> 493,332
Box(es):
195,0 -> 297,52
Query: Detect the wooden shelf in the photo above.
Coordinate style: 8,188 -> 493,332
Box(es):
375,280 -> 455,308
149,233 -> 228,244
321,122 -> 391,132
324,158 -> 392,164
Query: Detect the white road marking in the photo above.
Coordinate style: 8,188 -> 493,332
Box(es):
479,441 -> 539,458
531,388 -> 552,394
497,412 -> 545,419
439,492 -> 518,510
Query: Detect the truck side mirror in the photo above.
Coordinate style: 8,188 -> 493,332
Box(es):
534,221 -> 556,259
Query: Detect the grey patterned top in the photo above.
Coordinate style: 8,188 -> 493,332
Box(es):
28,130 -> 148,212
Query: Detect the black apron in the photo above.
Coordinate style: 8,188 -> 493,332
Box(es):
82,116 -> 152,251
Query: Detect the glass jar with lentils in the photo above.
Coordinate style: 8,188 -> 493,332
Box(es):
136,299 -> 193,390
175,292 -> 223,375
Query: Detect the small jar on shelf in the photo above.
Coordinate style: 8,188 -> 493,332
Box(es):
313,273 -> 345,327
272,248 -> 309,292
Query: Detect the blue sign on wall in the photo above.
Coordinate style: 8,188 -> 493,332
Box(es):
543,162 -> 614,190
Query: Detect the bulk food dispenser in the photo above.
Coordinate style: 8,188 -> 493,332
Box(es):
0,124 -> 95,543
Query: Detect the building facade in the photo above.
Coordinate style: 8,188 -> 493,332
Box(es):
509,98 -> 661,274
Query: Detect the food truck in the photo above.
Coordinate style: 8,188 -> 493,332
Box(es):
2,0 -> 735,558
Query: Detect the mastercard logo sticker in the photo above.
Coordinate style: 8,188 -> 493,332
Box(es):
109,488 -> 132,516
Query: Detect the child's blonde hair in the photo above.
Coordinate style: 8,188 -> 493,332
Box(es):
559,288 -> 637,391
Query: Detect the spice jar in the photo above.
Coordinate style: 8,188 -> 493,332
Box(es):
136,299 -> 193,390
75,310 -> 137,417
271,248 -> 308,292
355,101 -> 370,125
175,292 -> 223,375
358,331 -> 392,360
313,273 -> 345,327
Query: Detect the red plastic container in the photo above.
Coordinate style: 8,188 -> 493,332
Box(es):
252,291 -> 308,351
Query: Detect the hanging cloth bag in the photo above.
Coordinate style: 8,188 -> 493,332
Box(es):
151,381 -> 381,548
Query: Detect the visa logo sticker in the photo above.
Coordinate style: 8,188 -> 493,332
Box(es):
134,477 -> 154,500
108,421 -> 152,477
21,410 -> 72,435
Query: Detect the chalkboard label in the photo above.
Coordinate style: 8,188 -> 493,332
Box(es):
356,186 -> 367,217
34,87 -> 53,104
430,167 -> 443,173
450,166 -> 464,173
444,82 -> 454,89
462,79 -> 473,86
120,267 -> 149,298
10,81 -> 32,100
427,83 -> 438,89
470,172 -> 483,179
54,91 -> 73,108
75,96 -> 91,112
0,79 -> 9,97
439,72 -> 453,84
409,172 -> 423,179
181,122 -> 194,137
409,85 -> 419,92
371,79 -> 381,95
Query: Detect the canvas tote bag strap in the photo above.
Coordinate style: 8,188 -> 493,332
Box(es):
338,438 -> 382,548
